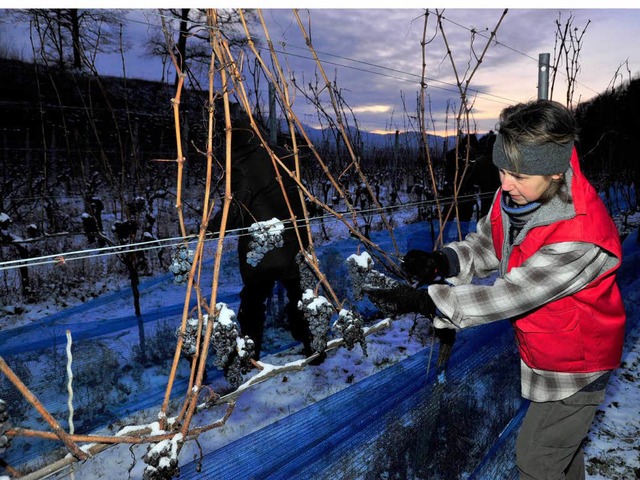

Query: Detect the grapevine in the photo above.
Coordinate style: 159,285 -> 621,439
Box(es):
296,250 -> 318,291
335,309 -> 368,355
298,290 -> 334,353
176,315 -> 209,357
346,251 -> 373,301
168,245 -> 194,286
363,269 -> 400,290
362,270 -> 402,314
0,398 -> 11,456
142,434 -> 183,480
211,303 -> 255,388
246,218 -> 285,267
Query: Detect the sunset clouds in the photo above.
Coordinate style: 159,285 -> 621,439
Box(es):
3,7 -> 638,135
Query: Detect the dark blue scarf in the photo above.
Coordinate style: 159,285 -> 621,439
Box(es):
500,192 -> 542,244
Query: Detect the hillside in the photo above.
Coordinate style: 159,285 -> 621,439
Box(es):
0,57 -> 206,166
0,57 -> 453,169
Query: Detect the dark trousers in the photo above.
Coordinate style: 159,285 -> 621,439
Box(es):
516,385 -> 607,480
236,276 -> 310,360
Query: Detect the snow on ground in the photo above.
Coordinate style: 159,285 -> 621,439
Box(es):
1,205 -> 639,479
60,316 -> 430,479
585,323 -> 640,479
583,229 -> 640,479
43,218 -> 640,478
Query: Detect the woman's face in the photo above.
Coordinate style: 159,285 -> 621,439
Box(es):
498,169 -> 562,205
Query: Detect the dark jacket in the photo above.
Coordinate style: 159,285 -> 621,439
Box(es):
210,118 -> 309,283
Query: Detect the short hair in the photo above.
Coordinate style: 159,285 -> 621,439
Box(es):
496,100 -> 578,173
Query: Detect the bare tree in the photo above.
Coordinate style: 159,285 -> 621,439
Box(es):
549,12 -> 590,108
146,8 -> 257,86
12,9 -> 127,70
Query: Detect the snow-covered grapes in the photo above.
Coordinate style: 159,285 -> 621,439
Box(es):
0,399 -> 12,455
361,270 -> 401,314
363,269 -> 400,290
169,245 -> 194,285
175,306 -> 255,387
334,309 -> 368,356
211,303 -> 255,388
298,290 -> 334,353
296,251 -> 318,291
176,315 -> 208,357
211,307 -> 240,370
142,434 -> 183,480
246,218 -> 285,267
223,336 -> 255,388
346,251 -> 373,301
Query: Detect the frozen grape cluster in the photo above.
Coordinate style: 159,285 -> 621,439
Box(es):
223,336 -> 255,388
346,251 -> 373,301
246,218 -> 285,267
363,269 -> 400,290
0,399 -> 12,455
176,315 -> 209,357
211,303 -> 255,388
211,305 -> 240,370
142,435 -> 182,480
362,270 -> 401,313
296,250 -> 318,291
298,290 -> 334,353
334,309 -> 368,355
169,245 -> 194,285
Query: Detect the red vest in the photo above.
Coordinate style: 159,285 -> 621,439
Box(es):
489,148 -> 625,372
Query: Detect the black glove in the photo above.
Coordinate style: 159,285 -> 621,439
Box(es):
362,282 -> 436,317
402,249 -> 450,284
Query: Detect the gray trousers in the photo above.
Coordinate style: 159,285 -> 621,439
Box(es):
516,386 -> 607,480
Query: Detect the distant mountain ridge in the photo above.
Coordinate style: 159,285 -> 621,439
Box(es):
290,120 -> 457,153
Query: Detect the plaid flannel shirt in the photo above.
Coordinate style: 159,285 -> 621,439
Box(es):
428,202 -> 619,402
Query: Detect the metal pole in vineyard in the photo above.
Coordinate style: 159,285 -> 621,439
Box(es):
538,52 -> 550,100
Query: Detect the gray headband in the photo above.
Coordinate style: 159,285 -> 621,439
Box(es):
492,134 -> 573,175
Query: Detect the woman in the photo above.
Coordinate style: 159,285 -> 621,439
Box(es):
365,99 -> 626,479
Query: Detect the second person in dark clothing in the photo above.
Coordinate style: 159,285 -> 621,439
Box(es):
209,110 -> 316,362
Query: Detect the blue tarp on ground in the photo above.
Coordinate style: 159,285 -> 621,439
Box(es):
179,320 -> 523,480
4,219 -> 636,477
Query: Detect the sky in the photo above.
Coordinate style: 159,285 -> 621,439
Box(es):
2,6 -> 640,135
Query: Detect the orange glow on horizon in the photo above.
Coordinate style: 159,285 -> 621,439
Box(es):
367,128 -> 492,137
